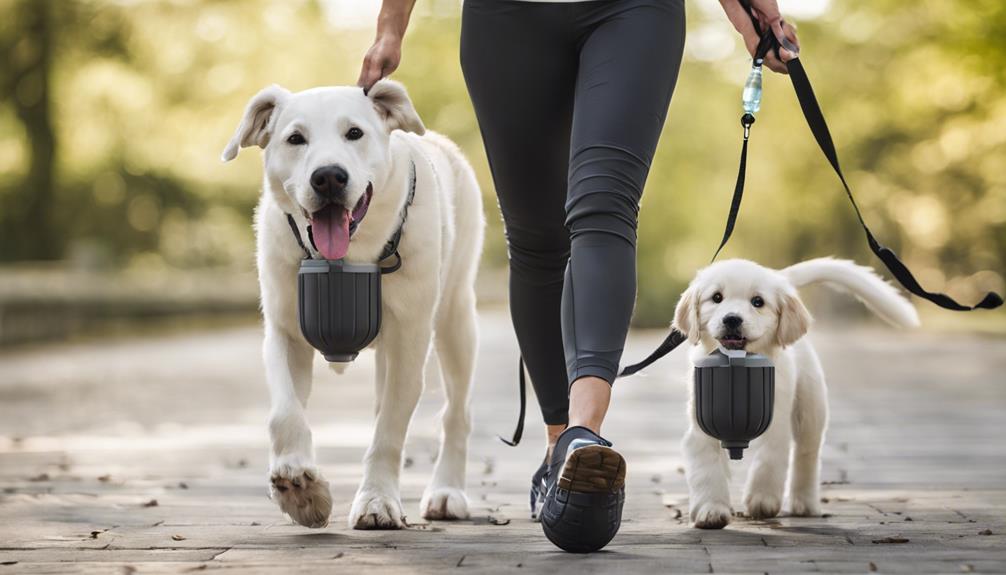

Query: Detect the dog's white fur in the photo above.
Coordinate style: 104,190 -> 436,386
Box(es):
223,80 -> 484,529
674,258 -> 918,529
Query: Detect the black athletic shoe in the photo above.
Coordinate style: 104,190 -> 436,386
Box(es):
529,454 -> 549,521
540,426 -> 626,553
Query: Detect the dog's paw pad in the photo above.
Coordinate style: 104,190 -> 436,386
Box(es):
269,462 -> 332,528
744,493 -> 782,520
350,490 -> 406,530
691,500 -> 732,529
420,487 -> 470,520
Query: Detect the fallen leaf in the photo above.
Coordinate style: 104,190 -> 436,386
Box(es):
872,537 -> 909,544
978,529 -> 993,536
961,564 -> 974,573
171,534 -> 186,541
488,512 -> 510,526
142,499 -> 159,508
333,552 -> 344,559
97,475 -> 111,483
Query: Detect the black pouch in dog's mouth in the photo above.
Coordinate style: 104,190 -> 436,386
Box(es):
694,348 -> 775,460
297,259 -> 382,362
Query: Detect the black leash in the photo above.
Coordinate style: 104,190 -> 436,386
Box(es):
286,161 -> 417,275
617,5 -> 1000,379
501,7 -> 1002,444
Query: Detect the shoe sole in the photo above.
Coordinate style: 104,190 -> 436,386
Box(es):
557,444 -> 626,494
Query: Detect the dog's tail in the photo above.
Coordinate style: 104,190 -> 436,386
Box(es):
781,258 -> 920,328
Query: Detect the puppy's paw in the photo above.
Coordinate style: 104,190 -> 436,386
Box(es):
790,493 -> 822,517
744,492 -> 782,520
269,455 -> 332,528
350,488 -> 406,530
691,500 -> 732,529
420,486 -> 470,520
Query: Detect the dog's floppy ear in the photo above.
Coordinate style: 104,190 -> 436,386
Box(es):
672,284 -> 702,344
221,84 -> 290,162
367,79 -> 426,135
776,289 -> 813,347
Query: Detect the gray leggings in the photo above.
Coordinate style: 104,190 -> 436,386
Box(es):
460,0 -> 686,424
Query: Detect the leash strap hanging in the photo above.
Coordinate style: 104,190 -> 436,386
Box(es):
497,356 -> 527,446
785,57 -> 1001,311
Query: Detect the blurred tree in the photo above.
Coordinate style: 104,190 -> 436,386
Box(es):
1,0 -> 56,260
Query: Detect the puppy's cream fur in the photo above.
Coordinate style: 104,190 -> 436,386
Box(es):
223,80 -> 484,529
675,258 -> 918,529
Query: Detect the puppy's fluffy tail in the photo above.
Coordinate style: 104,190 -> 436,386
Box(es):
781,258 -> 920,328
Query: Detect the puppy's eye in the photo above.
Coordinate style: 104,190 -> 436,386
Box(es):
346,127 -> 364,141
711,292 -> 723,304
286,133 -> 306,146
751,296 -> 764,308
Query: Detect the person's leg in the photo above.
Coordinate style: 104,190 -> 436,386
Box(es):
460,0 -> 577,445
563,0 -> 687,431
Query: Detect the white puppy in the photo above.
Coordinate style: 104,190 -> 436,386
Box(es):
222,80 -> 484,529
674,258 -> 918,529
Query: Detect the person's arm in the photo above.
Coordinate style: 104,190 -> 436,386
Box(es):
358,0 -> 418,91
719,0 -> 799,74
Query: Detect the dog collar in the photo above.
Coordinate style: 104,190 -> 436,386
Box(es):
285,160 -> 417,275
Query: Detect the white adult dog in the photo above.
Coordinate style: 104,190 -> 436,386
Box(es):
673,258 -> 918,529
222,80 -> 484,529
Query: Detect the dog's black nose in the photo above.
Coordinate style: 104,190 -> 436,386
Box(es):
310,165 -> 349,199
722,314 -> 743,329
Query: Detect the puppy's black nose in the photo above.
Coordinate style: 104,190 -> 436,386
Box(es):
310,165 -> 349,199
722,314 -> 743,329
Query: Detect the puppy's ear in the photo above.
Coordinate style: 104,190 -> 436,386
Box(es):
776,289 -> 812,347
672,284 -> 702,344
367,79 -> 426,135
221,85 -> 290,162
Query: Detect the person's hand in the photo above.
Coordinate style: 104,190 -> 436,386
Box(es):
719,0 -> 800,74
358,33 -> 403,92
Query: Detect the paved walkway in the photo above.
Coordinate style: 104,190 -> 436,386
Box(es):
1,308 -> 1004,573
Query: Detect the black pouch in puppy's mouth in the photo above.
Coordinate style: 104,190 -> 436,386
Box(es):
297,259 -> 382,362
694,347 -> 775,460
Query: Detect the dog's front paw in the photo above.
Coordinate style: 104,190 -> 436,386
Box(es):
420,486 -> 470,520
790,493 -> 822,517
350,488 -> 406,530
269,455 -> 332,528
744,492 -> 782,520
691,500 -> 732,529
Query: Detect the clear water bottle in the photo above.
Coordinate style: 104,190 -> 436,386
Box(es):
742,64 -> 763,115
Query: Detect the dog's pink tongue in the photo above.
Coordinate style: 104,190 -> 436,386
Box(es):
311,204 -> 351,260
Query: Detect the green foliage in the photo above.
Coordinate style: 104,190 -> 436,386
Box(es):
0,0 -> 1002,325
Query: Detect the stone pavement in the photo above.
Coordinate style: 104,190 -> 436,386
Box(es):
1,308 -> 1004,573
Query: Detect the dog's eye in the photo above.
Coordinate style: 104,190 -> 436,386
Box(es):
286,133 -> 307,146
711,292 -> 723,304
346,127 -> 364,141
751,296 -> 764,308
